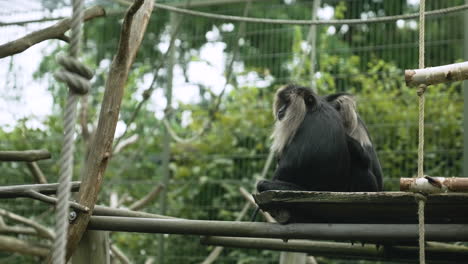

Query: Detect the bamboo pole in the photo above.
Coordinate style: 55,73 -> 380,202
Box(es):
405,61 -> 468,87
88,217 -> 468,242
201,237 -> 468,263
400,177 -> 468,193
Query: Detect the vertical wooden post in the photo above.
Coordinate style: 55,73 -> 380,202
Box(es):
280,252 -> 307,264
72,231 -> 110,264
59,0 -> 154,261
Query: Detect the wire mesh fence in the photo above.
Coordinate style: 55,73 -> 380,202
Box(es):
0,0 -> 466,263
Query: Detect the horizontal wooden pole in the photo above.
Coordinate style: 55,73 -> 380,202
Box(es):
0,235 -> 49,257
93,205 -> 175,219
0,150 -> 51,162
0,182 -> 80,198
201,237 -> 468,263
405,61 -> 468,87
401,177 -> 468,193
88,217 -> 468,242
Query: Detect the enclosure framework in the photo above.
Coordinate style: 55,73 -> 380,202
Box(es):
87,216 -> 468,242
201,237 -> 468,264
3,1 -> 468,263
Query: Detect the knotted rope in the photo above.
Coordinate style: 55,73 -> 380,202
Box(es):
416,1 -> 426,263
52,0 -> 93,263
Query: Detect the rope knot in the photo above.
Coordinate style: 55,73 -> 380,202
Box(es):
54,53 -> 93,95
414,192 -> 427,203
417,84 -> 427,96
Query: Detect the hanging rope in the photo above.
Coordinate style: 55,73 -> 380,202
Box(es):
149,2 -> 468,25
52,0 -> 93,263
416,1 -> 426,263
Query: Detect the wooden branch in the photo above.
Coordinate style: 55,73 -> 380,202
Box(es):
26,162 -> 48,184
65,1 -> 154,260
0,6 -> 106,59
0,149 -> 51,162
239,187 -> 275,223
128,184 -> 164,210
26,190 -> 89,212
201,237 -> 468,263
113,134 -> 139,154
0,225 -> 39,237
145,257 -> 155,264
0,216 -> 43,237
110,244 -> 132,264
93,205 -> 175,219
0,182 -> 80,198
405,61 -> 468,87
0,235 -> 50,257
0,208 -> 54,240
401,177 -> 468,193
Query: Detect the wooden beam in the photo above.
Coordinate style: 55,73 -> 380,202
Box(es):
92,205 -> 175,219
0,149 -> 51,162
88,217 -> 468,242
0,182 -> 80,198
201,237 -> 468,263
64,0 -> 154,261
26,162 -> 48,184
0,235 -> 49,257
405,61 -> 468,87
401,177 -> 468,193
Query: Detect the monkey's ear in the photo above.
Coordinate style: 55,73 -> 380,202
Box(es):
304,91 -> 317,107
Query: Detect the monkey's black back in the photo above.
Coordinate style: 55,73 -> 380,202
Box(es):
271,101 -> 351,191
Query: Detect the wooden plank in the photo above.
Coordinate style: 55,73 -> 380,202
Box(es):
253,191 -> 468,224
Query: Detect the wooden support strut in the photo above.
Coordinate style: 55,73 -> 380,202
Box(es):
0,150 -> 51,162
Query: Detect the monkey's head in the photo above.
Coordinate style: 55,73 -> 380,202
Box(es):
271,85 -> 318,155
273,85 -> 317,121
324,93 -> 358,134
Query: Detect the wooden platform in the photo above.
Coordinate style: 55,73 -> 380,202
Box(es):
253,191 -> 468,224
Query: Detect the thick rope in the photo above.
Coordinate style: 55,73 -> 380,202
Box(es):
415,194 -> 427,264
52,0 -> 90,263
416,1 -> 426,263
149,2 -> 468,25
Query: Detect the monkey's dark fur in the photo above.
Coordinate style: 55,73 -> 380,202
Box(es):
257,85 -> 383,193
258,85 -> 356,192
324,92 -> 383,191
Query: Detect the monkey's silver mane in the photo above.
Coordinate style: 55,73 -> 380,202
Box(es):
335,95 -> 372,147
270,91 -> 307,155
